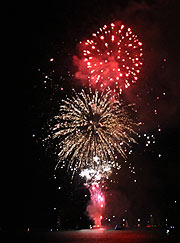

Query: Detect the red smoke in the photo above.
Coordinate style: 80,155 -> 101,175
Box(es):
86,183 -> 105,227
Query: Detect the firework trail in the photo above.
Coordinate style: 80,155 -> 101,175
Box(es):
87,183 -> 104,228
74,21 -> 143,93
80,159 -> 111,228
45,88 -> 137,176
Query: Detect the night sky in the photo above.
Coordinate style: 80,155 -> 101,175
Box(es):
3,0 -> 180,230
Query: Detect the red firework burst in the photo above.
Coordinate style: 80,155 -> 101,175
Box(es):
74,21 -> 143,93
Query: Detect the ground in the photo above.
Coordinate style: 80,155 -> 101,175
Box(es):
1,229 -> 179,243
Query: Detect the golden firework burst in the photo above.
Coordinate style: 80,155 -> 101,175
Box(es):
46,88 -> 137,174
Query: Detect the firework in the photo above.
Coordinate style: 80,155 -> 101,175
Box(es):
87,183 -> 105,227
46,88 -> 137,174
79,156 -> 109,228
80,164 -> 111,183
74,21 -> 143,93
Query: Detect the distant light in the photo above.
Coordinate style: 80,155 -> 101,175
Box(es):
54,207 -> 56,211
93,156 -> 99,163
50,58 -> 54,62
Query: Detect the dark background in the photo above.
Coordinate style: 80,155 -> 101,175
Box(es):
2,0 -> 180,231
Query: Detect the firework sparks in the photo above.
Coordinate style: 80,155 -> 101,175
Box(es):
74,21 -> 143,93
79,156 -> 108,228
87,183 -> 105,227
80,164 -> 111,182
45,88 -> 137,175
80,155 -> 112,182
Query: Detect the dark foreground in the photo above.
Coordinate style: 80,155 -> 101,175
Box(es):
1,229 -> 180,243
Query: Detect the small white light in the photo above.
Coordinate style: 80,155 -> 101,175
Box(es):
93,156 -> 99,163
